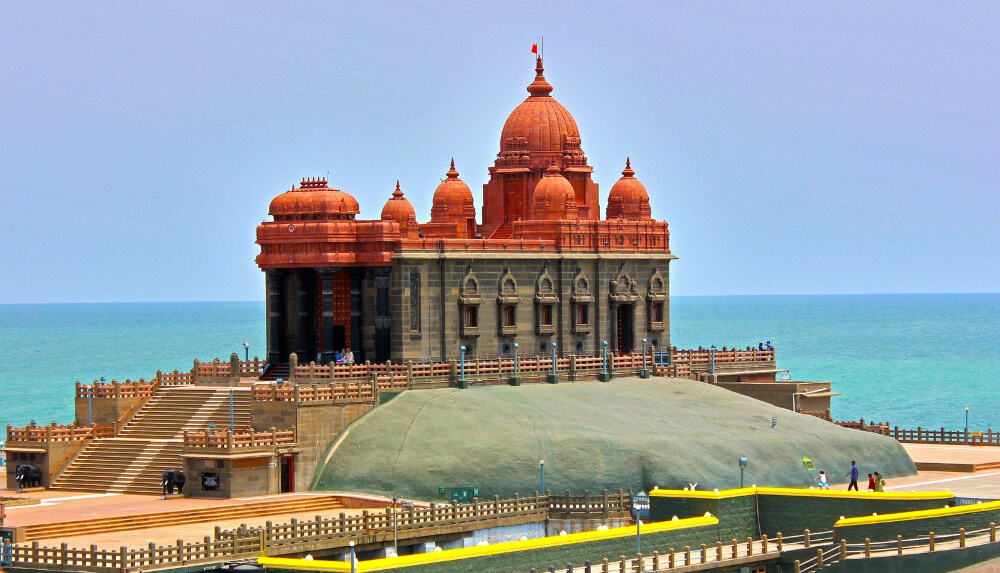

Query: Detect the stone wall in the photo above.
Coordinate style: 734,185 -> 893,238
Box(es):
184,454 -> 278,499
74,396 -> 134,426
390,252 -> 673,362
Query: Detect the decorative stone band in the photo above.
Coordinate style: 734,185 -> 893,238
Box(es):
257,514 -> 718,572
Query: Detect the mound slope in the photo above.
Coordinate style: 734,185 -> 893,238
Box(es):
312,378 -> 915,499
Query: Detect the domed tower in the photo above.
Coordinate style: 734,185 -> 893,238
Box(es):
381,180 -> 417,237
532,166 -> 579,220
429,159 -> 477,238
606,158 -> 652,221
482,56 -> 599,236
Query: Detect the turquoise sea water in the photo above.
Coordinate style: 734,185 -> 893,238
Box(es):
0,294 -> 997,434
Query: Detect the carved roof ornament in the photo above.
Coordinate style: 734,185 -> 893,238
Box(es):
497,268 -> 521,304
534,265 -> 559,304
459,267 -> 482,305
647,268 -> 667,302
609,271 -> 639,303
571,267 -> 594,303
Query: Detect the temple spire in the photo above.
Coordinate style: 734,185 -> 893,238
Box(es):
392,180 -> 403,198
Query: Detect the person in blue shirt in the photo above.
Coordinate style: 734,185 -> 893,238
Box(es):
845,460 -> 860,491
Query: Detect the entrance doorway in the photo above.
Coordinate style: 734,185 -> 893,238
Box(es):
280,454 -> 295,493
616,305 -> 634,354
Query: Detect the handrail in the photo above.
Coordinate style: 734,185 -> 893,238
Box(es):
47,425 -> 112,478
112,379 -> 161,435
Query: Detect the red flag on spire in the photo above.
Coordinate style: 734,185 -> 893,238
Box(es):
531,43 -> 538,54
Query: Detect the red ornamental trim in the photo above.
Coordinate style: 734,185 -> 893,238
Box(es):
288,224 -> 295,232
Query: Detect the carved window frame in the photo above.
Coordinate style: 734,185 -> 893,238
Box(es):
534,267 -> 558,335
570,269 -> 593,334
496,269 -> 520,336
647,269 -> 667,332
459,268 -> 482,337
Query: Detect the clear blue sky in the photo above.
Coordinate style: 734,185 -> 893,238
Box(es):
2,1 -> 997,303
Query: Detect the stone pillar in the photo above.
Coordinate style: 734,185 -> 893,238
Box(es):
296,270 -> 313,361
319,270 -> 337,364
229,353 -> 241,386
265,270 -> 285,364
288,353 -> 298,383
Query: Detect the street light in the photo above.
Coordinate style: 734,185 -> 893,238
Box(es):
739,457 -> 749,488
511,343 -> 520,385
966,407 -> 970,445
710,345 -> 717,375
243,340 -> 250,362
548,342 -> 558,383
539,459 -> 545,494
392,493 -> 399,556
349,540 -> 356,573
640,338 -> 649,378
459,345 -> 467,387
600,340 -> 610,382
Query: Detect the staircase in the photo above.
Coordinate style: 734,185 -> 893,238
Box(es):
50,387 -> 252,495
259,362 -> 290,382
489,222 -> 513,239
20,495 -> 347,541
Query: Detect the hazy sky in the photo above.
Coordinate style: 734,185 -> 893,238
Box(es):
2,1 -> 997,303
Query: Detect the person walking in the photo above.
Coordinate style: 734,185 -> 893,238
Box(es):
867,473 -> 876,491
845,460 -> 860,491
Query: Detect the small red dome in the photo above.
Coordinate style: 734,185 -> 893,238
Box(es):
268,177 -> 360,220
532,165 -> 578,220
606,158 -> 651,221
381,180 -> 417,235
499,57 -> 581,156
431,159 -> 476,222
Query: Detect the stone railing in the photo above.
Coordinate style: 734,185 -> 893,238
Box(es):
6,422 -> 113,443
252,381 -> 383,402
837,419 -> 1000,446
75,379 -> 155,399
183,427 -> 296,449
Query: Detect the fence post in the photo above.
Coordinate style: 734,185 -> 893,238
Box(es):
746,536 -> 753,556
731,538 -> 738,558
60,542 -> 68,569
992,522 -> 997,543
716,541 -> 722,562
816,547 -> 824,568
602,557 -> 609,573
776,531 -> 783,551
897,534 -> 903,555
177,539 -> 185,563
929,531 -> 935,552
864,537 -> 871,558
804,528 -> 811,548
960,527 -> 966,548
840,539 -> 847,559
684,546 -> 691,565
651,551 -> 659,570
700,543 -> 707,563
794,560 -> 800,573
761,534 -> 768,554
633,553 -> 641,572
119,545 -> 127,573
90,544 -> 98,568
668,547 -> 675,567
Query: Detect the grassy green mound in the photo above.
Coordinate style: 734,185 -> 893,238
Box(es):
311,378 -> 915,500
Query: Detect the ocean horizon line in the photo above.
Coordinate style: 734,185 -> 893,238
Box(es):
1,291 -> 997,306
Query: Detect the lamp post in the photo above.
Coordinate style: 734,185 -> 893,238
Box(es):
510,343 -> 520,385
459,345 -> 467,388
539,459 -> 545,494
965,407 -> 970,445
548,342 -> 558,383
349,540 -> 356,573
229,388 -> 235,431
739,457 -> 749,488
86,386 -> 93,426
392,493 -> 398,556
710,345 -> 717,375
640,338 -> 649,378
600,340 -> 610,382
243,340 -> 250,362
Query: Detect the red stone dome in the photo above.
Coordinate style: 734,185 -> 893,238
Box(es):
431,159 -> 476,221
606,158 -> 652,221
268,177 -> 360,220
499,57 -> 581,155
381,180 -> 417,234
532,166 -> 578,220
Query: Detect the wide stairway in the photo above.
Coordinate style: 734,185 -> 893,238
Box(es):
50,387 -> 252,495
20,495 -> 347,541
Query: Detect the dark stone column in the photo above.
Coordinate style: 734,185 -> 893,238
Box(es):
296,270 -> 313,361
319,270 -> 336,364
265,270 -> 285,364
350,273 -> 364,363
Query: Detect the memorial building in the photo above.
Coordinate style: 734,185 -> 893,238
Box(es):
255,57 -> 676,366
